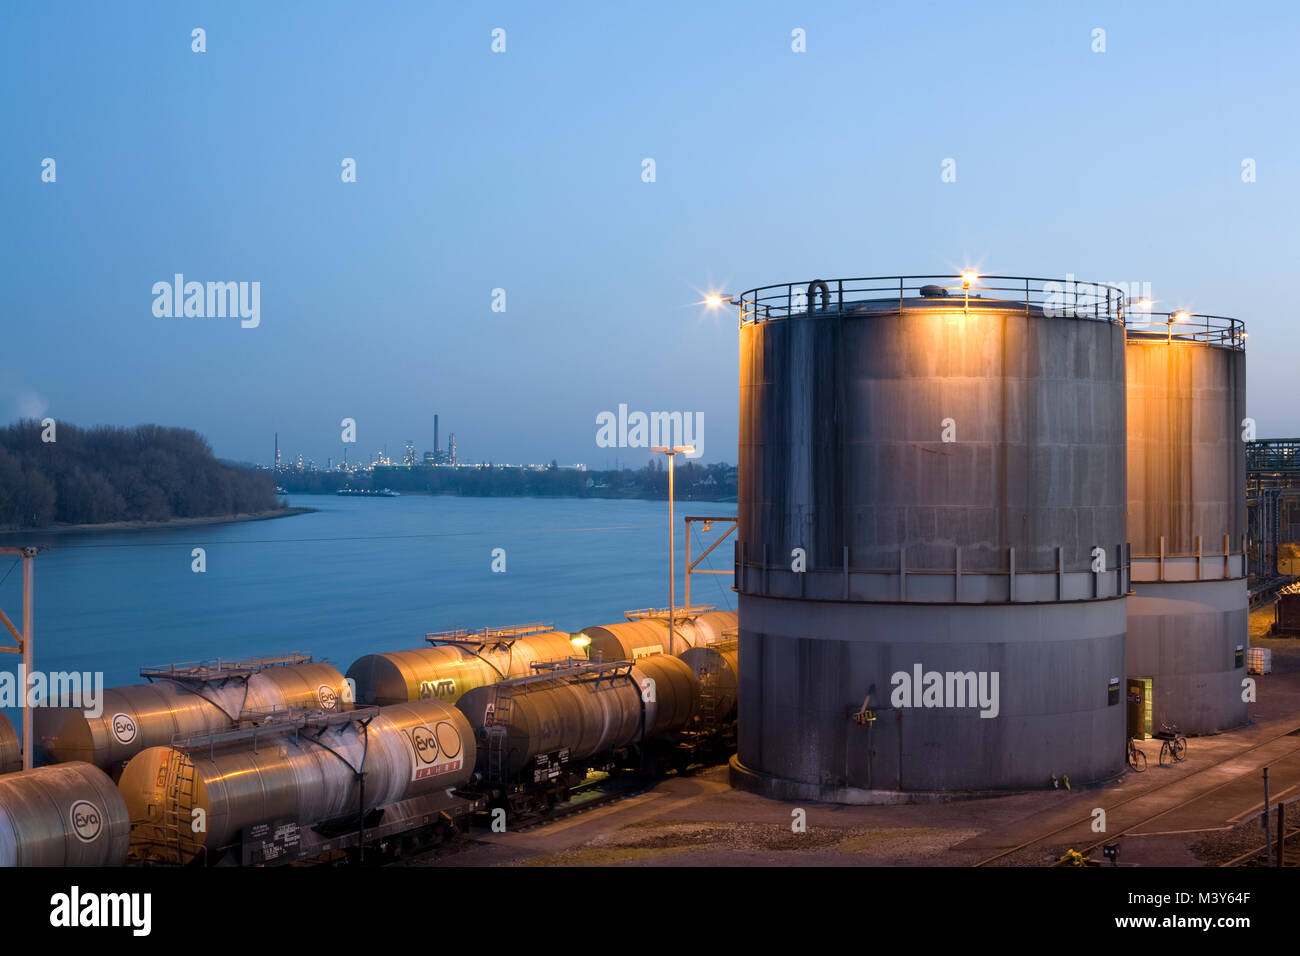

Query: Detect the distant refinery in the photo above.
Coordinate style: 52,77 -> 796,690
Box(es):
267,416 -> 587,475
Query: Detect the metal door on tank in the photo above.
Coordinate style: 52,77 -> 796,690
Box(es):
1127,679 -> 1152,739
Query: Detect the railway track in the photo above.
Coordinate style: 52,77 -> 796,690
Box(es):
972,724 -> 1300,867
1221,818 -> 1300,867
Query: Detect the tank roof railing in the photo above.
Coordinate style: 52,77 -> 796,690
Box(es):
491,658 -> 635,692
425,622 -> 555,646
737,275 -> 1127,326
141,652 -> 316,684
623,605 -> 717,621
1125,311 -> 1246,350
169,705 -> 380,755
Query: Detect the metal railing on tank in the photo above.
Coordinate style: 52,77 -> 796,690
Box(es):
1124,311 -> 1247,350
736,275 -> 1127,326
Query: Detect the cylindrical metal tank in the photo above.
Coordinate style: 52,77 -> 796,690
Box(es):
733,276 -> 1130,798
692,610 -> 738,645
0,712 -> 20,774
0,762 -> 130,866
348,630 -> 577,706
1126,314 -> 1248,735
581,610 -> 738,661
457,655 -> 699,779
118,700 -> 474,865
36,659 -> 349,775
679,639 -> 740,721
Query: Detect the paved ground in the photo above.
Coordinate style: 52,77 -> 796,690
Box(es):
413,603 -> 1300,867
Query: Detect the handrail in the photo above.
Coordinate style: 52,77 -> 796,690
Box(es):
737,275 -> 1127,326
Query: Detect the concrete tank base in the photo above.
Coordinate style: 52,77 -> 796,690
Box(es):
1126,578 -> 1249,736
728,754 -> 1044,805
737,594 -> 1129,793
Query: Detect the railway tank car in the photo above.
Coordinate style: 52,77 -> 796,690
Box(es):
0,762 -> 130,866
457,655 -> 700,810
679,637 -> 740,725
347,623 -> 578,706
0,712 -> 20,774
118,700 -> 476,866
581,609 -> 737,661
36,654 -> 349,777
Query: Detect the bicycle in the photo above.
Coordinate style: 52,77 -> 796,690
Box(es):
1156,721 -> 1187,766
1126,737 -> 1147,772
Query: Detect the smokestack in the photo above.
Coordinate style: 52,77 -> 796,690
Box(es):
434,414 -> 440,453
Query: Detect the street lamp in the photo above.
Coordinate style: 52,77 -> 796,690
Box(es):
650,444 -> 694,653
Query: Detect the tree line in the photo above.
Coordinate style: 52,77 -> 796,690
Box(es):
0,420 -> 279,529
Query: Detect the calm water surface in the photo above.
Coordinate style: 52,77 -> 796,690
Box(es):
0,495 -> 736,726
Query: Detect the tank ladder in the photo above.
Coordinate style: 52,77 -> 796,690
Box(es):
485,692 -> 513,783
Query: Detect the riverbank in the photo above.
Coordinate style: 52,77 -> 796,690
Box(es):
0,506 -> 315,538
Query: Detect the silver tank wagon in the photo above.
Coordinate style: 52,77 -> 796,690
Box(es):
0,762 -> 130,866
36,655 -> 349,776
347,624 -> 578,706
732,276 -> 1130,799
457,655 -> 700,780
581,609 -> 738,661
119,700 -> 475,865
680,638 -> 740,722
1126,315 -> 1248,735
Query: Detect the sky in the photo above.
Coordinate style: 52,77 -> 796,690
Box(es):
2,1 -> 1298,467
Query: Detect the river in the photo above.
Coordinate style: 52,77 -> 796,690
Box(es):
0,494 -> 737,726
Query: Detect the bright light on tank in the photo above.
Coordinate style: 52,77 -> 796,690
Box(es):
1172,311 -> 1192,323
705,294 -> 725,308
1134,298 -> 1153,310
961,272 -> 979,288
570,634 -> 591,648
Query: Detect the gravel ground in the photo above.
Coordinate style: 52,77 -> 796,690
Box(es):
517,820 -> 981,867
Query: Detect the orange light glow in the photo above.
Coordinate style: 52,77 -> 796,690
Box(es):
705,294 -> 725,308
1172,311 -> 1192,323
961,272 -> 979,288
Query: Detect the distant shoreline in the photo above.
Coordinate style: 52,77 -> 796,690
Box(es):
0,506 -> 315,538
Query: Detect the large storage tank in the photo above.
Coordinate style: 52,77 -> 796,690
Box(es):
457,655 -> 699,780
1126,313 -> 1248,735
119,700 -> 474,865
732,276 -> 1130,798
0,712 -> 19,774
0,762 -> 130,866
36,656 -> 349,775
348,626 -> 577,706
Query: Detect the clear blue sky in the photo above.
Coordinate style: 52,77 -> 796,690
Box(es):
3,1 -> 1297,467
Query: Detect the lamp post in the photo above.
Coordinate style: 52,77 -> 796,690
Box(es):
650,445 -> 694,653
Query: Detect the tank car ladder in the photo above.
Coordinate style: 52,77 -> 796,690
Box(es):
137,752 -> 201,865
485,692 -> 513,783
